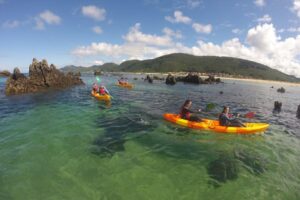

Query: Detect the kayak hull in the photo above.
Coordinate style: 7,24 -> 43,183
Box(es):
163,113 -> 269,134
116,83 -> 134,89
91,91 -> 111,101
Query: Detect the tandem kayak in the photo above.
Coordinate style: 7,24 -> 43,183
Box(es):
163,113 -> 269,134
116,83 -> 134,89
91,91 -> 111,101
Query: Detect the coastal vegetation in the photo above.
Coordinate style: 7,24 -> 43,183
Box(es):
61,53 -> 300,83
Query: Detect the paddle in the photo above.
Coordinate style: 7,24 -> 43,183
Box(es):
231,112 -> 255,119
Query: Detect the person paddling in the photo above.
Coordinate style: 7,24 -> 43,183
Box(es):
92,83 -> 99,93
179,100 -> 202,122
219,106 -> 246,127
99,85 -> 110,95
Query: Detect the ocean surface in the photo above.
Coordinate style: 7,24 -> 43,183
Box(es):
0,74 -> 300,200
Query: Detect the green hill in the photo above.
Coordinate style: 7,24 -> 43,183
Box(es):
60,53 -> 300,82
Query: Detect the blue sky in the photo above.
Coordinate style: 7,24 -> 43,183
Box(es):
1,0 -> 300,77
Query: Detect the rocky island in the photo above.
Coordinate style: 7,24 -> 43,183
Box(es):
0,70 -> 11,77
5,58 -> 84,95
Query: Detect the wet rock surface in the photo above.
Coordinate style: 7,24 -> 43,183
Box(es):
0,70 -> 11,77
5,58 -> 83,95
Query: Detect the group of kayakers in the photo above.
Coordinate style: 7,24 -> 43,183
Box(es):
92,83 -> 110,95
179,99 -> 245,127
92,79 -> 245,128
92,78 -> 128,96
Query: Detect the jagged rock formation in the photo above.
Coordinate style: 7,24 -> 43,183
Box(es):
94,70 -> 102,75
145,75 -> 153,83
166,74 -> 176,85
0,70 -> 11,77
277,87 -> 285,93
5,58 -> 83,95
166,72 -> 222,85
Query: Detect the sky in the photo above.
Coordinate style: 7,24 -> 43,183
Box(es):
0,0 -> 300,77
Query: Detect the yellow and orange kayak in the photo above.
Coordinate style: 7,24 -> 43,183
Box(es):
163,113 -> 269,134
91,91 -> 111,101
116,83 -> 134,89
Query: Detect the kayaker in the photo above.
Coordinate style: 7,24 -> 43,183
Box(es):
99,85 -> 110,95
219,106 -> 246,127
179,100 -> 202,122
119,77 -> 129,85
92,83 -> 99,93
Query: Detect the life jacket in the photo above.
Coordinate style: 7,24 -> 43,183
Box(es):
180,107 -> 191,120
99,88 -> 106,95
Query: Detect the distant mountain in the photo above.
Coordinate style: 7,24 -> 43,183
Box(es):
60,53 -> 300,82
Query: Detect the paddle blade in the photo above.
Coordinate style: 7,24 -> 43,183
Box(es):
96,76 -> 101,82
244,112 -> 255,118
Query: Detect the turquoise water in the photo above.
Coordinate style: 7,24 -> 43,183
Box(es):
0,75 -> 300,200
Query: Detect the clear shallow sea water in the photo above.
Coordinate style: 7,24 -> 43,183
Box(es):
0,74 -> 300,200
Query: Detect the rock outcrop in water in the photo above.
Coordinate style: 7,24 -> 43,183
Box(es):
94,70 -> 102,75
277,87 -> 285,93
145,75 -> 153,83
166,72 -> 222,85
273,101 -> 282,112
166,74 -> 176,85
5,58 -> 83,95
0,70 -> 11,77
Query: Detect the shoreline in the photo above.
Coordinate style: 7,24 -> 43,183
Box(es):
106,72 -> 300,86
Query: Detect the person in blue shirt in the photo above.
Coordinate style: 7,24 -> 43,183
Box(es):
219,106 -> 245,127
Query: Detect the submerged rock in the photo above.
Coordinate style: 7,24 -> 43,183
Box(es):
207,152 -> 239,187
234,149 -> 268,175
0,70 -> 11,77
91,137 -> 126,157
5,58 -> 84,95
297,105 -> 300,119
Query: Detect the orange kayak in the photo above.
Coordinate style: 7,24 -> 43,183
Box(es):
163,113 -> 269,134
91,91 -> 111,101
116,83 -> 134,89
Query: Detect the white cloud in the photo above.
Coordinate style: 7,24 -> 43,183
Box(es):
2,20 -> 20,28
72,23 -> 300,77
92,26 -> 103,34
254,0 -> 265,7
94,60 -> 104,65
287,27 -> 300,32
34,10 -> 61,30
292,0 -> 300,18
186,0 -> 201,8
232,28 -> 243,34
82,5 -> 106,21
162,27 -> 182,39
246,23 -> 278,53
165,10 -> 192,24
192,23 -> 212,34
257,14 -> 272,23
123,23 -> 173,47
39,10 -> 61,25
